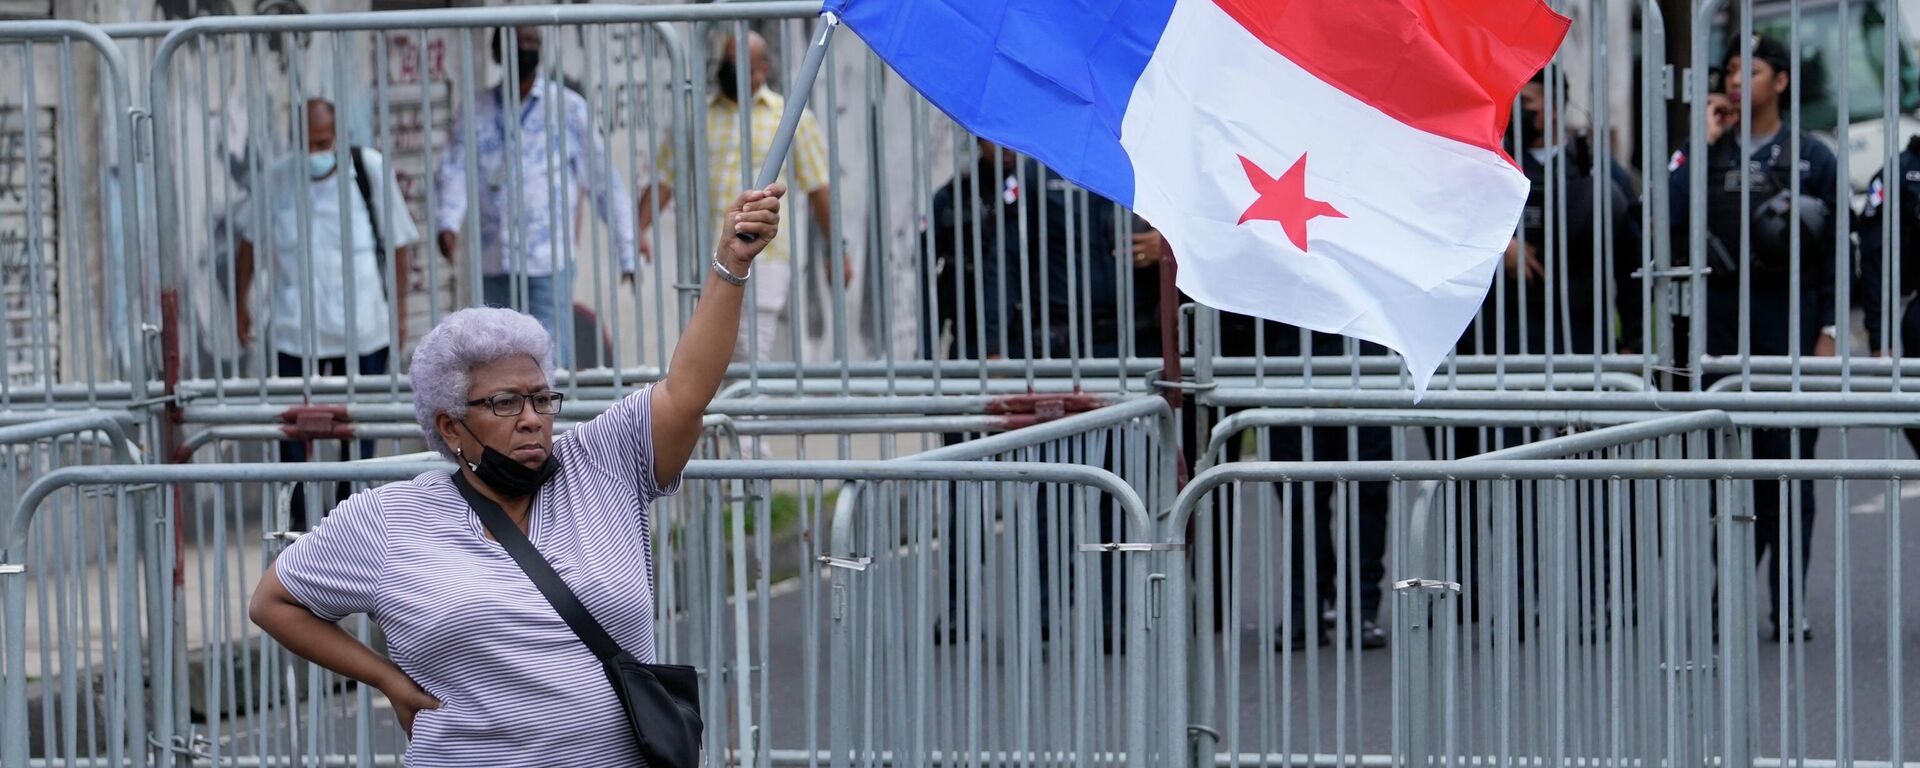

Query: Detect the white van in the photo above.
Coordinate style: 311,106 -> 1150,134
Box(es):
1711,0 -> 1920,193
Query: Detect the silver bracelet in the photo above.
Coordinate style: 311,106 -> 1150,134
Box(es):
710,257 -> 750,286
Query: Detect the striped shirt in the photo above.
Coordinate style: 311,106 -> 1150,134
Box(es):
273,386 -> 678,767
659,87 -> 830,263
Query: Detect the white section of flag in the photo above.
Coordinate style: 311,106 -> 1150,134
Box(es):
1119,0 -> 1531,393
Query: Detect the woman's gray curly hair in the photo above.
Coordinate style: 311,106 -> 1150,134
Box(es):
410,307 -> 555,459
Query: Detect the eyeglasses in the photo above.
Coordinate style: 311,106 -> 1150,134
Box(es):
466,390 -> 565,417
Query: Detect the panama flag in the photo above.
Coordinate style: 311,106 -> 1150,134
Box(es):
826,0 -> 1569,392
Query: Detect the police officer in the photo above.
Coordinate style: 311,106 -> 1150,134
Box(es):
1020,165 -> 1161,359
1476,70 -> 1643,357
1668,35 -> 1839,642
920,142 -> 1152,649
1442,69 -> 1644,631
922,143 -> 1161,362
1268,329 -> 1393,650
1858,136 -> 1920,453
1173,316 -> 1393,651
920,137 -> 1025,363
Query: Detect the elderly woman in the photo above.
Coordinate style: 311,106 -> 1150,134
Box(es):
248,185 -> 786,765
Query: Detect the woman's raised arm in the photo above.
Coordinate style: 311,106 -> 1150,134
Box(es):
649,183 -> 785,487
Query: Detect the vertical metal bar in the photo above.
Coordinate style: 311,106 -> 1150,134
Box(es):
866,52 -> 895,394
961,134 -> 982,388
1642,0 -> 1670,380
112,36 -> 144,395
1737,0 -> 1755,389
374,27 -> 401,407
1887,2 -> 1903,377
456,29 -> 482,310
683,22 -> 710,333
1688,3 -> 1714,390
3,557 -> 28,768
651,22 -> 683,367
908,97 -> 933,394
241,32 -> 269,403
1834,1 -> 1854,379
500,28 -> 528,328
290,37 -> 317,399
819,26 -> 849,392
56,40 -> 98,403
1591,0 -> 1610,378
731,470 -> 755,767
1787,0 -> 1805,394
1892,443 -> 1907,768
20,41 -> 45,405
415,26 -> 442,341
1544,55 -> 1562,388
539,26 -> 566,365
588,22 -> 618,377
629,23 -> 654,372
334,31 -> 360,397
1014,155 -> 1036,388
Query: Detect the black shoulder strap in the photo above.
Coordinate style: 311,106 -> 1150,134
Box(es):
452,472 -> 621,662
347,147 -> 389,273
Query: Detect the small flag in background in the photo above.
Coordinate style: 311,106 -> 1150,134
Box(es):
825,0 -> 1570,393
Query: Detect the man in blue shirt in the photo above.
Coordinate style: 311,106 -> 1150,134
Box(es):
434,27 -> 638,356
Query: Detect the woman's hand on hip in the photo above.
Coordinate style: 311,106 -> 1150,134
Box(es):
717,183 -> 786,269
380,673 -> 443,737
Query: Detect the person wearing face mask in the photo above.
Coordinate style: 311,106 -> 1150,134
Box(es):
1464,69 -> 1641,359
235,97 -> 422,516
637,30 -> 846,366
250,184 -> 787,765
434,27 -> 640,361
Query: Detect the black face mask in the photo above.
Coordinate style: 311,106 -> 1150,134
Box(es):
458,421 -> 560,499
715,58 -> 742,102
514,47 -> 541,80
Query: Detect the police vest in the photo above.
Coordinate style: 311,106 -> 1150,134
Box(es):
1703,135 -> 1829,278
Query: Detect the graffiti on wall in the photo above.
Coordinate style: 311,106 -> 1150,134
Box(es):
0,105 -> 60,386
154,0 -> 307,21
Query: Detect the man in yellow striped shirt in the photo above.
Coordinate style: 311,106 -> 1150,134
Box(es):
638,31 -> 848,363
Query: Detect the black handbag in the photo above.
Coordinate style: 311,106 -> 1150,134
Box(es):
452,473 -> 703,767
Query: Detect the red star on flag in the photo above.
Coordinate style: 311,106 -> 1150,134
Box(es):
1236,153 -> 1346,252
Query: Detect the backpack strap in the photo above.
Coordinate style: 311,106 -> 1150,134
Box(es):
347,147 -> 389,289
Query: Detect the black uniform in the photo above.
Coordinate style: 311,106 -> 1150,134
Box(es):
919,157 -> 1158,644
1017,163 -> 1161,358
920,156 -> 1024,361
921,159 -> 1161,361
1668,128 -> 1842,631
1858,136 -> 1920,357
1667,129 -> 1841,358
1180,316 -> 1392,647
1465,137 -> 1642,357
1857,136 -> 1920,453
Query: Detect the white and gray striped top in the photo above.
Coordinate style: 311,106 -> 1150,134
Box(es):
275,385 -> 680,767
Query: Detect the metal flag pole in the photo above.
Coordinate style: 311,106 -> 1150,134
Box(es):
738,11 -> 840,243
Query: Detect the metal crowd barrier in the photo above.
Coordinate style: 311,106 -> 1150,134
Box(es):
0,413 -> 150,768
1,457 -> 1164,768
6,437 -> 1916,767
1171,454 -> 1915,768
0,23 -> 145,411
